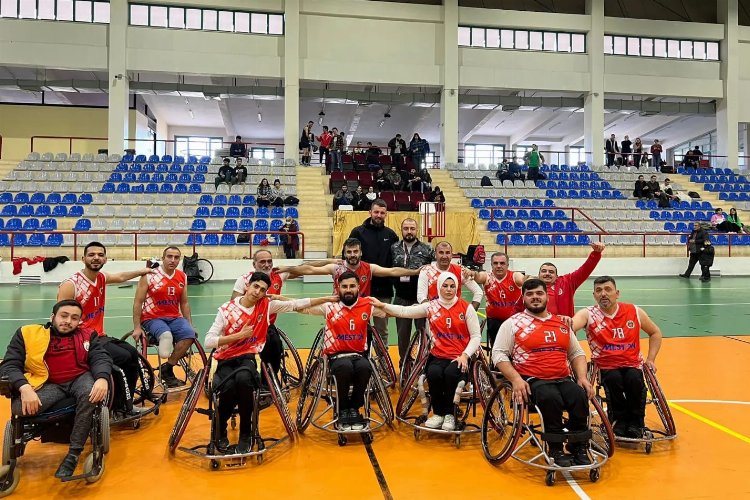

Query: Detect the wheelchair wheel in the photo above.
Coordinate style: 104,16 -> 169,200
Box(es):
0,465 -> 20,497
261,363 -> 297,439
196,258 -> 214,284
176,339 -> 208,386
100,407 -> 110,454
369,362 -> 394,425
472,355 -> 497,411
305,329 -> 324,373
169,368 -> 207,453
2,422 -> 11,465
83,452 -> 104,484
644,364 -> 676,437
296,358 -> 325,432
395,354 -> 429,420
133,351 -> 162,406
277,328 -> 304,390
481,383 -> 522,464
399,329 -> 425,388
370,328 -> 396,389
590,396 -> 616,458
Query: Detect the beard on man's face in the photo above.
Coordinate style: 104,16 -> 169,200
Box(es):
341,291 -> 358,306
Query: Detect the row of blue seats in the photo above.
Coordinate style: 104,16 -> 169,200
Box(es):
545,189 -> 625,200
690,174 -> 747,184
470,198 -> 555,209
109,173 -> 206,183
122,154 -> 210,164
635,199 -> 713,210
0,193 -> 92,205
0,218 -> 57,231
479,209 -> 569,220
185,233 -> 283,246
191,219 -> 289,232
0,233 -> 62,247
680,167 -> 734,176
195,206 -> 297,219
542,164 -> 591,172
702,183 -> 750,192
537,180 -> 611,190
649,210 -> 715,221
101,183 -> 202,194
488,220 -> 580,233
114,163 -> 210,174
719,192 -> 750,201
496,234 -> 590,246
541,172 -> 600,181
1,205 -> 85,217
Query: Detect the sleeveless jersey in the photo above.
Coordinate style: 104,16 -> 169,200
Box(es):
333,261 -> 372,297
62,271 -> 106,336
213,297 -> 270,361
141,268 -> 186,321
510,312 -> 571,380
425,263 -> 463,300
586,303 -> 643,370
323,297 -> 372,356
484,271 -> 523,320
426,299 -> 471,360
237,269 -> 285,324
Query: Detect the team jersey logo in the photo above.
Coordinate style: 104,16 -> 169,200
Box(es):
360,275 -> 368,283
83,341 -> 90,351
558,288 -> 563,295
509,286 -> 515,291
626,320 -> 635,329
560,327 -> 568,334
178,282 -> 185,288
458,313 -> 465,321
361,313 -> 369,321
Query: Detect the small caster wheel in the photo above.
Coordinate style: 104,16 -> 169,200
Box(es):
154,407 -> 160,416
83,453 -> 105,483
545,471 -> 556,487
338,435 -> 347,447
0,465 -> 20,496
454,434 -> 461,448
256,454 -> 264,465
645,442 -> 653,454
589,468 -> 600,483
161,394 -> 168,404
132,419 -> 141,430
413,428 -> 420,441
210,460 -> 220,470
362,433 -> 373,445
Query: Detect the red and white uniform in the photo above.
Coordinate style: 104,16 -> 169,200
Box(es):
333,262 -> 372,297
233,269 -> 287,323
141,267 -> 186,321
422,263 -> 463,301
61,271 -> 106,336
585,303 -> 643,370
426,299 -> 471,360
322,297 -> 373,356
484,272 -> 523,320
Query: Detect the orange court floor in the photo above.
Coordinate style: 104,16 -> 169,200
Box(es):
1,336 -> 748,500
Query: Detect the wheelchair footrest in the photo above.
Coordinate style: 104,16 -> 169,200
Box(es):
541,429 -> 592,444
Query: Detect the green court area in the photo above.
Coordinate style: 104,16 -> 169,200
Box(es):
0,276 -> 747,353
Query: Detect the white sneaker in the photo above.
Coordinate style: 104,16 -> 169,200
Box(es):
424,415 -> 444,429
442,414 -> 456,431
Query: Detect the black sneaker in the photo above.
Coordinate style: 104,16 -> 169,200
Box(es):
236,435 -> 252,454
678,274 -> 689,278
549,448 -> 573,467
626,425 -> 644,439
613,423 -> 629,438
54,453 -> 80,479
215,428 -> 230,453
569,445 -> 592,466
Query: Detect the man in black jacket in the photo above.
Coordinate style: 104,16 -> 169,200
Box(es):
680,222 -> 709,279
388,134 -> 406,166
349,199 -> 399,345
230,135 -> 247,158
0,300 -> 112,478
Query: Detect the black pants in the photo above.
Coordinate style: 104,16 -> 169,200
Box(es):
600,367 -> 646,429
103,338 -> 139,411
684,252 -> 700,276
319,146 -> 329,165
486,317 -> 507,349
393,296 -> 426,365
330,355 -> 371,411
271,197 -> 284,207
633,154 -> 641,167
530,378 -> 588,451
426,356 -> 464,416
214,355 -> 258,436
606,153 -> 615,166
260,325 -> 283,375
283,244 -> 296,259
257,199 -> 270,207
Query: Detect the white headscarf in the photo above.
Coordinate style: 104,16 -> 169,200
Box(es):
436,271 -> 460,305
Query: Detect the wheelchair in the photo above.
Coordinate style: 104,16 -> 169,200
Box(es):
395,341 -> 496,448
295,329 -> 394,446
109,350 -> 165,429
588,362 -> 676,454
0,377 -> 110,496
399,328 -> 429,389
480,379 -> 615,486
168,353 -> 296,470
307,326 -> 396,390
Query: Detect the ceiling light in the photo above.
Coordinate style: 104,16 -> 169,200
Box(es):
379,119 -> 385,128
384,112 -> 391,119
257,112 -> 262,122
188,109 -> 194,119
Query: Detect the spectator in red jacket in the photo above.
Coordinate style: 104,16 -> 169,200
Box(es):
317,126 -> 333,166
537,242 -> 605,316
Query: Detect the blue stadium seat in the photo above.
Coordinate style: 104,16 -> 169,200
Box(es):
166,173 -> 178,182
152,172 -> 165,182
5,218 -> 21,231
565,221 -> 579,232
504,209 -> 516,219
203,234 -> 219,246
226,207 -> 240,218
523,235 -> 537,245
52,205 -> 68,217
239,219 -> 253,231
110,172 -> 123,182
34,205 -> 51,217
156,164 -> 167,173
540,221 -> 553,232
527,221 -> 540,232
254,220 -> 269,231
26,233 -> 45,246
135,154 -> 147,163
545,189 -> 556,199
183,164 -> 195,173
160,184 -> 174,194
174,156 -> 185,165
12,234 -> 27,246
517,209 -> 529,219
195,207 -> 210,217
194,172 -> 206,181
241,207 -> 255,218
143,163 -> 155,172
223,220 -> 238,231
29,193 -> 45,204
196,165 -> 208,174
519,199 -> 531,207
552,221 -> 565,232
270,219 -> 284,231
500,221 -> 513,232
191,219 -> 206,231
219,233 -> 236,246
199,195 -> 213,205
495,234 -> 506,245
175,184 -> 188,193
73,219 -> 91,231
270,207 -> 284,218
487,220 -> 501,232
179,174 -> 191,183
541,209 -> 553,220
538,235 -> 552,245
187,155 -> 198,164
200,156 -> 210,164
18,205 -> 34,217
117,183 -> 130,193
554,210 -> 566,220
0,205 -> 16,217
253,234 -> 267,245
507,199 -> 519,207
189,184 -> 202,193
483,199 -> 495,208
130,164 -> 142,173
479,209 -> 491,220
228,195 -> 242,206
13,193 -> 29,204
77,194 -> 93,204
509,234 -> 524,246
22,218 -> 39,231
123,173 -> 136,183
256,207 -> 270,218
0,193 -> 11,204
214,194 -> 227,205
650,210 -> 661,220
45,234 -> 63,247
664,222 -> 676,232
69,206 -> 84,217
529,209 -> 542,219
492,209 -> 503,219
635,200 -> 647,210
145,183 -> 158,193
494,199 -> 507,207
471,199 -> 482,209
210,207 -> 225,218
185,234 -> 203,245
285,207 -> 299,218
531,199 -> 543,207
40,219 -> 57,230
577,234 -> 591,245
513,221 -> 526,231
242,195 -> 256,206
544,199 -> 555,207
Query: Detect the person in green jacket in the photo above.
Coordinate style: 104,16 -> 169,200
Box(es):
726,207 -> 749,233
525,144 -> 545,182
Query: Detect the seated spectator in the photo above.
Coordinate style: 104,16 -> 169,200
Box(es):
386,166 -> 403,191
419,167 -> 432,192
360,186 -> 377,210
429,186 -> 445,203
334,185 -> 355,209
633,175 -> 651,199
725,207 -> 745,233
683,146 -> 703,168
270,179 -> 287,207
234,158 -> 248,184
659,178 -> 680,205
647,175 -> 660,197
256,178 -> 272,207
215,158 -> 235,188
230,135 -> 247,158
366,142 -> 382,167
711,208 -> 736,232
508,160 -> 525,182
374,168 -> 389,192
281,217 -> 299,258
496,159 -> 510,181
353,141 -> 365,154
405,168 -> 423,192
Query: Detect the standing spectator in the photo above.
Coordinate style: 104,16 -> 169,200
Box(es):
330,127 -> 344,172
256,178 -> 272,207
317,126 -> 333,166
333,184 -> 355,209
419,166 -> 432,192
605,134 -> 619,167
680,222 -> 709,279
524,144 -> 544,181
348,199 -> 400,345
385,165 -> 403,191
281,217 -> 299,259
698,241 -> 714,282
233,158 -> 247,184
651,139 -> 663,169
388,134 -> 407,166
374,168 -> 389,192
215,158 -> 235,188
230,135 -> 247,158
360,186 -> 377,210
366,142 -> 382,167
299,121 -> 314,166
429,186 -> 445,203
621,135 -> 632,165
633,175 -> 649,199
633,138 -> 644,168
409,133 -> 430,168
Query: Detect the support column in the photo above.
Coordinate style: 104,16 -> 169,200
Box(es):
440,0 -> 459,166
283,0 -> 301,164
717,0 -> 739,169
107,0 -> 128,155
584,0 -> 604,167
741,123 -> 750,170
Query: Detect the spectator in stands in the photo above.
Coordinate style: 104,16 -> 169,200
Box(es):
651,140 -> 663,169
633,174 -> 650,199
647,175 -> 660,198
388,134 -> 407,166
366,142 -> 382,167
374,168 -> 388,192
230,135 -> 247,158
419,166 -> 432,192
711,208 -> 738,232
409,133 -> 430,168
215,158 -> 235,188
727,207 -> 749,233
359,186 -> 377,210
281,217 -> 300,259
270,179 -> 288,207
605,134 -> 619,167
524,144 -> 545,182
684,146 -> 703,168
256,178 -> 272,207
405,168 -> 427,193
234,158 -> 247,184
429,186 -> 445,203
353,141 -> 365,154
680,222 -> 709,279
300,121 -> 314,166
352,186 -> 365,210
386,166 -> 403,191
692,147 -> 705,168
333,184 -> 355,209
330,127 -> 345,172
621,135 -> 632,165
633,137 -> 644,168
662,178 -> 679,202
318,126 -> 332,166
508,160 -> 525,182
496,159 -> 510,181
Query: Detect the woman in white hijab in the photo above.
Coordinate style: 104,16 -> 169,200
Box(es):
371,272 -> 481,431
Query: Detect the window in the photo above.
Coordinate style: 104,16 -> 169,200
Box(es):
608,34 -> 719,61
251,148 -> 275,160
613,36 -> 626,55
515,30 -> 529,50
464,144 -> 505,166
168,6 -> 184,29
74,0 -> 92,22
627,37 -> 640,56
128,3 -> 284,35
569,146 -> 585,165
471,27 -> 485,47
175,136 -> 223,159
486,28 -> 500,48
460,26 -> 584,54
0,0 -> 108,22
529,31 -> 543,51
515,145 -> 534,164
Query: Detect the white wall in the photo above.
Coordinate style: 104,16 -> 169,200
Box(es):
605,56 -> 722,98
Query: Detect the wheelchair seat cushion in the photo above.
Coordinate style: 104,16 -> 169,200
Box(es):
26,396 -> 77,423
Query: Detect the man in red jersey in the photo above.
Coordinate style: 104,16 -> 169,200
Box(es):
492,278 -> 593,467
538,241 -> 605,316
572,276 -> 663,439
205,272 -> 335,453
417,241 -> 483,309
58,241 -> 153,417
299,271 -> 389,431
470,252 -> 526,347
132,246 -> 195,388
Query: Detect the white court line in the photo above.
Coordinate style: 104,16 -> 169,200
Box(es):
562,471 -> 592,500
669,400 -> 750,405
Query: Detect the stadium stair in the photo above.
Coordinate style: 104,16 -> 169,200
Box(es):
295,167 -> 333,255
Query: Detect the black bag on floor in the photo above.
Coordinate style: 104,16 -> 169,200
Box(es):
183,253 -> 202,285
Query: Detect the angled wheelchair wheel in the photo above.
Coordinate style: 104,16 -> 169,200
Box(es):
276,328 -> 304,390
399,329 -> 426,388
481,383 -> 523,464
590,395 -> 616,458
2,422 -> 11,466
369,361 -> 394,425
196,258 -> 214,284
472,355 -> 497,411
370,327 -> 396,389
296,358 -> 325,432
644,364 -> 676,437
133,351 -> 161,406
261,362 -> 297,439
396,354 -> 429,420
100,406 -> 110,454
0,465 -> 20,497
305,329 -> 325,373
168,368 -> 207,453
